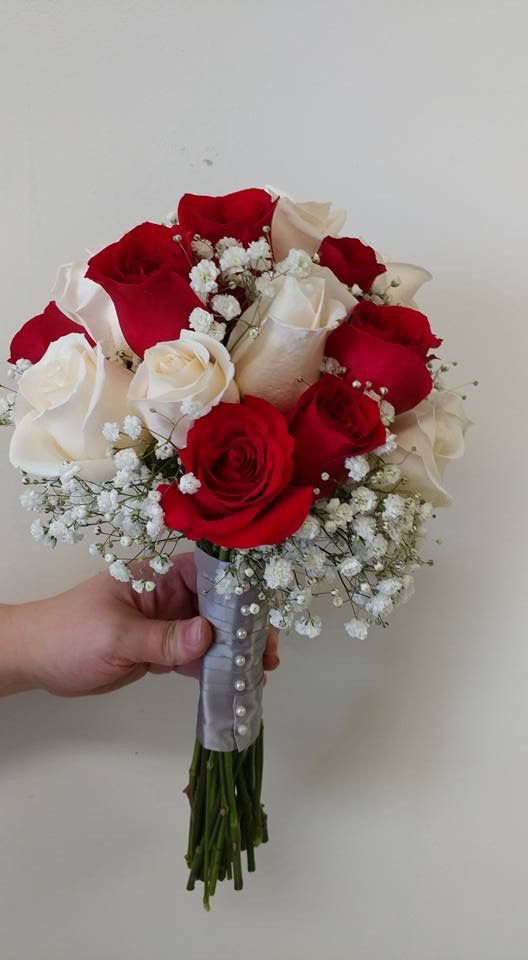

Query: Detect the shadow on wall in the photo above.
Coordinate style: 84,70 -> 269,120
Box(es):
0,669 -> 200,766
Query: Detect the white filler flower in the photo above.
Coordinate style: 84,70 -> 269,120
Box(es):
178,472 -> 201,495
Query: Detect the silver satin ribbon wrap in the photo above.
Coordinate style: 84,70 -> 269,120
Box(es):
196,548 -> 269,752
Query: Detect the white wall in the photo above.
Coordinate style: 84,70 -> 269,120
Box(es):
1,1 -> 527,957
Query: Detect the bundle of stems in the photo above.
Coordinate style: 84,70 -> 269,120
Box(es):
185,723 -> 268,910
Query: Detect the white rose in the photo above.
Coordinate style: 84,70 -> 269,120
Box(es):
128,330 -> 238,448
9,333 -> 133,481
388,390 -> 472,506
231,274 -> 347,411
371,261 -> 432,306
267,186 -> 346,261
52,261 -> 130,357
311,263 -> 357,313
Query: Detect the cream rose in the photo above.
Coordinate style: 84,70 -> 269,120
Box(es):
311,263 -> 357,313
231,274 -> 347,411
128,330 -> 238,448
52,261 -> 130,357
388,390 -> 472,506
267,187 -> 346,261
371,261 -> 432,306
9,333 -> 133,481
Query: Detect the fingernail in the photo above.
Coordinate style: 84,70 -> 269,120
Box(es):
184,616 -> 207,651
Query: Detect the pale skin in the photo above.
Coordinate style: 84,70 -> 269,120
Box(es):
0,552 -> 279,698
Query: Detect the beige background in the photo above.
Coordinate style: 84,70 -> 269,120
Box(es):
1,1 -> 527,957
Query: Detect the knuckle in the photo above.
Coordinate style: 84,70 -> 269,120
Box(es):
156,620 -> 181,664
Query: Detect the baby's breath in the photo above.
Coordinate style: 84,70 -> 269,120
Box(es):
216,446 -> 433,640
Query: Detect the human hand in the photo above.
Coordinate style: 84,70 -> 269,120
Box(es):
1,552 -> 279,697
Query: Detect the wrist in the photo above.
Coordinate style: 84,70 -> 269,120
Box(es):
0,603 -> 39,696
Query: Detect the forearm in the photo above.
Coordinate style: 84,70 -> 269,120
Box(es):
0,603 -> 38,696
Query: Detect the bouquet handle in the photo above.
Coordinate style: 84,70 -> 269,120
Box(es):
184,547 -> 270,909
196,547 -> 268,752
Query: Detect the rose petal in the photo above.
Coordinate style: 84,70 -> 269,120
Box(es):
161,482 -> 313,548
289,375 -> 386,488
87,223 -> 202,358
9,301 -> 92,365
326,323 -> 433,413
371,261 -> 432,305
178,188 -> 276,245
52,262 -> 128,356
318,236 -> 386,292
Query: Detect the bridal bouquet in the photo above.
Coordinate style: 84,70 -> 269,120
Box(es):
1,185 -> 472,908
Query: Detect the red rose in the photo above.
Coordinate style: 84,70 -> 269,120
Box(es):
352,300 -> 442,361
318,236 -> 386,292
289,374 -> 386,491
177,188 -> 276,246
160,396 -> 313,549
86,222 -> 202,358
9,301 -> 92,364
326,300 -> 441,413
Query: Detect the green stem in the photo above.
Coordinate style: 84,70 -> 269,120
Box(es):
188,739 -> 202,800
252,726 -> 264,846
185,739 -> 202,865
209,813 -> 227,897
222,752 -> 243,890
184,726 -> 268,907
187,749 -> 207,868
237,764 -> 255,871
203,752 -> 216,911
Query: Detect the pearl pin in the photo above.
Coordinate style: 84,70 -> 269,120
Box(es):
234,679 -> 246,692
240,604 -> 250,616
237,723 -> 248,736
235,705 -> 247,718
234,654 -> 246,667
236,627 -> 247,640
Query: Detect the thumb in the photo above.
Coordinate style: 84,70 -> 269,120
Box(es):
127,615 -> 213,668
